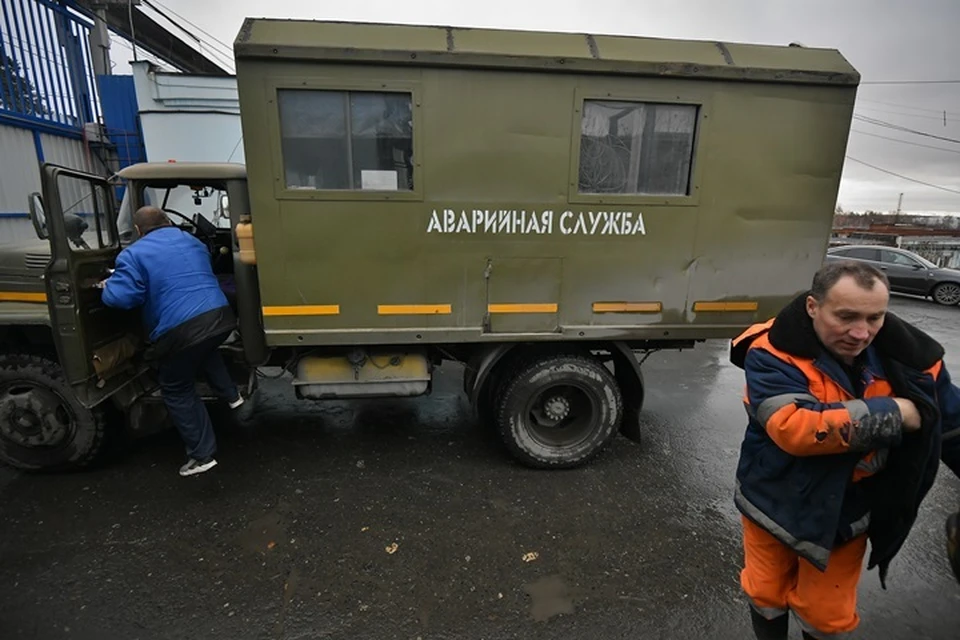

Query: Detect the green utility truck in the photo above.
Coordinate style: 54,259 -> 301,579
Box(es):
0,19 -> 859,472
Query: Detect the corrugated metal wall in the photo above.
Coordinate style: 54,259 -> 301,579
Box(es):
98,74 -> 145,171
39,130 -> 95,172
0,123 -> 38,211
0,123 -> 98,246
0,123 -> 41,245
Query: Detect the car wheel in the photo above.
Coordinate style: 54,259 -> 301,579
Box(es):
932,282 -> 960,306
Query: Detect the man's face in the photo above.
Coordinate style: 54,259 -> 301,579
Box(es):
806,275 -> 889,362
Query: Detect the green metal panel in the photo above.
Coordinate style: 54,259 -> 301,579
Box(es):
234,19 -> 859,86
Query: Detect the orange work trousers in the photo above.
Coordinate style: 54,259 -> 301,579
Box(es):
740,515 -> 868,638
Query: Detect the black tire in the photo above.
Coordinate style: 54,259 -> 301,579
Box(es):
932,282 -> 960,306
495,353 -> 623,469
475,368 -> 509,432
0,354 -> 108,472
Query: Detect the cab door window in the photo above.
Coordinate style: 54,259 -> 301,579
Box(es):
56,173 -> 116,252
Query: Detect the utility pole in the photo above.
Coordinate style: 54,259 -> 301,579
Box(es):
895,192 -> 903,225
88,1 -> 143,76
89,5 -> 112,77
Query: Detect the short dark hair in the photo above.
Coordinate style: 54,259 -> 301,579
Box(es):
133,206 -> 172,236
811,260 -> 890,302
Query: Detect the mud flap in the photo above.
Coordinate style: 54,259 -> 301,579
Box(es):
609,342 -> 645,443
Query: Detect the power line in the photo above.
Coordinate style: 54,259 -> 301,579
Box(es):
143,0 -> 234,57
861,79 -> 960,85
845,156 -> 960,195
858,98 -> 960,118
135,1 -> 236,72
853,115 -> 960,145
111,37 -> 170,69
856,105 -> 956,123
851,129 -> 960,155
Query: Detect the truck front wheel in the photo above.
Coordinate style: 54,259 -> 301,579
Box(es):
495,353 -> 622,469
0,354 -> 108,472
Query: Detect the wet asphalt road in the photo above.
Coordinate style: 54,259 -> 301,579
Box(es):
2,295 -> 960,640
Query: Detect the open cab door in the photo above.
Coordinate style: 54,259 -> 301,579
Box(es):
40,163 -> 147,408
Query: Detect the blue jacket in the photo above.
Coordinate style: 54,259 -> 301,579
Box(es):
731,293 -> 960,584
102,226 -> 229,342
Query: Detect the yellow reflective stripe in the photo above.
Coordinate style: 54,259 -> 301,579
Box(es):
693,301 -> 759,312
487,303 -> 558,314
378,304 -> 451,315
592,301 -> 661,313
0,291 -> 47,303
262,305 -> 340,317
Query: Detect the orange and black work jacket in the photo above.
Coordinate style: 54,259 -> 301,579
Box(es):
731,293 -> 960,585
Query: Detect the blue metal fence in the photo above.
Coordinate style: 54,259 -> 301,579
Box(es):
0,0 -> 101,135
97,74 -> 145,168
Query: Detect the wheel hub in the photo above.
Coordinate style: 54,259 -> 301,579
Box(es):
543,395 -> 571,422
0,383 -> 72,448
938,284 -> 960,305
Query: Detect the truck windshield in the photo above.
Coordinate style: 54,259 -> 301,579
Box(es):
117,184 -> 229,242
117,186 -> 136,241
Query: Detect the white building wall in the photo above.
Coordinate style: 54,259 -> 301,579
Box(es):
132,60 -> 243,164
131,61 -> 242,223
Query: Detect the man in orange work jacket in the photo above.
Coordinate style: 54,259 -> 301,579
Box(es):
730,260 -> 960,639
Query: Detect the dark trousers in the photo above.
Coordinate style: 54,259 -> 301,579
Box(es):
157,332 -> 238,460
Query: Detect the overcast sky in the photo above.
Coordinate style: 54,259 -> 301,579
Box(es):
125,0 -> 960,214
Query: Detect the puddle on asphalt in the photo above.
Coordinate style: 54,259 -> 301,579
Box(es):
239,511 -> 287,554
524,574 -> 576,622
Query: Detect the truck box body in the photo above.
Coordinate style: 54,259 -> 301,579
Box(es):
233,19 -> 858,348
0,19 -> 862,472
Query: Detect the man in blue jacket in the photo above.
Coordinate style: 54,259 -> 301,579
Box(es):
101,206 -> 243,477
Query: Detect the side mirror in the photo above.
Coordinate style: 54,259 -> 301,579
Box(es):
62,213 -> 91,250
28,192 -> 47,239
912,264 -> 924,270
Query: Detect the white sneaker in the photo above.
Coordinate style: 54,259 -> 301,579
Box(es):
179,457 -> 218,477
229,393 -> 255,421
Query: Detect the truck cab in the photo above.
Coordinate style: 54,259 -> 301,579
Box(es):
0,162 -> 259,471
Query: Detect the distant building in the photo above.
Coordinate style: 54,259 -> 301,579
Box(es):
831,213 -> 960,269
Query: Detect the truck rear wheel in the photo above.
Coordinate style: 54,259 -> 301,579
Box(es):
495,353 -> 622,469
0,354 -> 108,472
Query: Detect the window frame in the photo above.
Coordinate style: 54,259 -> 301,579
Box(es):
567,88 -> 708,207
56,172 -> 118,253
835,246 -> 881,261
267,77 -> 424,202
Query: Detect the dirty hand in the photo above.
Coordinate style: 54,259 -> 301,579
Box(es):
894,398 -> 922,432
